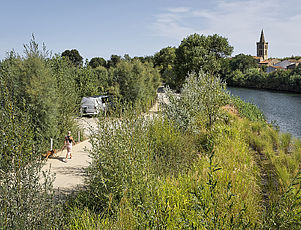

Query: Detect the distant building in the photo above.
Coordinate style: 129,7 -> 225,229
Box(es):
273,60 -> 293,69
252,30 -> 299,72
266,65 -> 285,73
257,29 -> 268,60
258,58 -> 280,66
253,56 -> 263,63
287,63 -> 298,70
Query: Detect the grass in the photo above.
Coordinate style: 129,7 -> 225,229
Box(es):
4,82 -> 298,228
61,95 -> 301,229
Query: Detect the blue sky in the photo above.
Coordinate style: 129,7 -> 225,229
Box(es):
1,0 -> 301,60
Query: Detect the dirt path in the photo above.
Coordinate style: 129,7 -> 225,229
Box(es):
42,140 -> 92,193
42,117 -> 98,193
42,92 -> 165,193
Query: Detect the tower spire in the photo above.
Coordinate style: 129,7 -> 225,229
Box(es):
260,29 -> 265,43
256,29 -> 268,60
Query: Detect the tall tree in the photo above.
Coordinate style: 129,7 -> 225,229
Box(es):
229,53 -> 258,73
112,59 -> 160,105
107,54 -> 121,68
89,57 -> 107,68
154,47 -> 176,86
174,34 -> 233,90
154,47 -> 176,70
61,49 -> 83,67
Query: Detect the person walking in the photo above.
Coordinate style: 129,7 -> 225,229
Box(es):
64,131 -> 75,162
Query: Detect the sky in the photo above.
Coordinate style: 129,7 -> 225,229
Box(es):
1,0 -> 301,60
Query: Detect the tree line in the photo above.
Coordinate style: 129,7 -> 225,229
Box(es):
151,36 -> 301,93
65,33 -> 233,91
221,53 -> 301,92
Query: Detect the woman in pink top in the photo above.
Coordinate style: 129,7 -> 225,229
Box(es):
64,131 -> 75,162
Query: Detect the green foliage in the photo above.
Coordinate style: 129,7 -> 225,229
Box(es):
174,33 -> 233,90
147,118 -> 197,175
66,208 -> 104,230
226,62 -> 301,92
71,112 -> 264,228
61,49 -> 83,67
49,55 -> 80,141
0,90 -> 64,229
22,56 -> 59,151
107,54 -> 121,68
230,53 -> 258,73
133,55 -> 154,64
188,154 -> 254,229
1,33 -> 300,230
83,116 -> 155,213
262,172 -> 301,229
231,96 -> 265,121
154,46 -> 176,86
68,88 -> 300,229
112,59 -> 160,109
89,57 -> 107,68
0,38 -> 83,151
76,66 -> 101,97
163,71 -> 230,130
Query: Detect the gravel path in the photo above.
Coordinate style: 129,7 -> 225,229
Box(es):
42,117 -> 97,193
42,139 -> 92,193
42,92 -> 165,193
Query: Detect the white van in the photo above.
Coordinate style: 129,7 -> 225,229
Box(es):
80,96 -> 110,116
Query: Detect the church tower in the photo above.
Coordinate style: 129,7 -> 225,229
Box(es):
257,29 -> 268,60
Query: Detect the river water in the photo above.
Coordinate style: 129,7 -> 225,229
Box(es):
228,87 -> 301,139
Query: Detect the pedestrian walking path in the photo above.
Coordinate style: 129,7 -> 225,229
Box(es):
42,91 -> 165,193
42,140 -> 92,193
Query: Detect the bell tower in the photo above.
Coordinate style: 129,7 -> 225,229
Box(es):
257,29 -> 268,60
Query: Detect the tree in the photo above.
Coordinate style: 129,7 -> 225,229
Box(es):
154,47 -> 176,70
21,56 -> 59,151
174,34 -> 233,90
112,59 -> 160,106
133,55 -> 154,64
229,53 -> 258,73
0,85 -> 64,229
154,47 -> 176,86
107,54 -> 121,68
89,57 -> 106,68
61,49 -> 83,67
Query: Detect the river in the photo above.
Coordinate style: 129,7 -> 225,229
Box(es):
228,87 -> 301,139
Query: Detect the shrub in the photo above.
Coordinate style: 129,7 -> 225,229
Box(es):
163,71 -> 230,131
0,92 -> 64,229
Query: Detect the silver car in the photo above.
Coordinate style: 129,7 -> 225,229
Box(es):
80,96 -> 110,116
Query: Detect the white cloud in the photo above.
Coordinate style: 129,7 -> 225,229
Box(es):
151,8 -> 196,39
167,7 -> 191,13
151,0 -> 301,57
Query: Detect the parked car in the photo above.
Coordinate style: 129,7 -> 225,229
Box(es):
80,95 -> 111,116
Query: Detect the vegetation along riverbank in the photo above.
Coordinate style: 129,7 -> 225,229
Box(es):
0,35 -> 300,229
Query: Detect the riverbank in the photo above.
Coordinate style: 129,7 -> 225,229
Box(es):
65,97 -> 301,229
226,65 -> 301,93
228,86 -> 301,139
228,84 -> 301,94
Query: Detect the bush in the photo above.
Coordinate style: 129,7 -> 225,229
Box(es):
162,71 -> 230,131
0,92 -> 64,229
